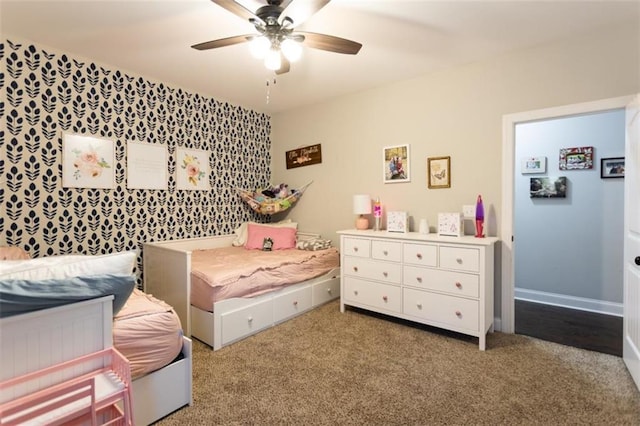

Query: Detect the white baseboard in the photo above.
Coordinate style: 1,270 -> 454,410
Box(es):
515,288 -> 622,317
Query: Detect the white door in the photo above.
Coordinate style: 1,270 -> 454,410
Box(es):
624,93 -> 640,391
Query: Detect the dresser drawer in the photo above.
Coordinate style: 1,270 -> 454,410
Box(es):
273,285 -> 312,324
403,287 -> 479,332
439,246 -> 479,272
344,276 -> 402,313
343,256 -> 402,284
403,243 -> 437,267
371,240 -> 402,262
343,237 -> 371,258
403,266 -> 479,298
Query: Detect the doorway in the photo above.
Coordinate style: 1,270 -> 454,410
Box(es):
511,109 -> 625,354
500,95 -> 634,344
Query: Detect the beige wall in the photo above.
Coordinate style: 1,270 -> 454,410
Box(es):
271,23 -> 639,245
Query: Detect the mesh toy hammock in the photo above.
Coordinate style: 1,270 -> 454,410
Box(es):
238,181 -> 312,215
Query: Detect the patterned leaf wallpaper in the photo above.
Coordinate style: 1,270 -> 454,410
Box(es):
0,39 -> 271,280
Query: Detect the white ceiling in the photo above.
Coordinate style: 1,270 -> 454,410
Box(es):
2,0 -> 638,114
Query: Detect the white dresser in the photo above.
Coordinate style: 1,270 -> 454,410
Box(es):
338,229 -> 498,350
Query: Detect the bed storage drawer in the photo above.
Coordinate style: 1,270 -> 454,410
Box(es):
220,299 -> 273,346
312,275 -> 340,306
273,285 -> 312,324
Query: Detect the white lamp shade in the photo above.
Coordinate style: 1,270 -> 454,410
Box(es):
353,194 -> 372,215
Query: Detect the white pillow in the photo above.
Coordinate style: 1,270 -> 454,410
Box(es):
232,220 -> 297,246
0,250 -> 138,280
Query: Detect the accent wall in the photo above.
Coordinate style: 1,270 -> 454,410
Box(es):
1,38 -> 271,279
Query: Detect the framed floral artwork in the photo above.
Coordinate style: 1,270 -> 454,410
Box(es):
383,144 -> 410,183
62,133 -> 115,189
559,146 -> 594,170
176,148 -> 210,190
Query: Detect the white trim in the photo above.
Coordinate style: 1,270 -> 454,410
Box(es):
501,95 -> 634,333
515,288 -> 623,317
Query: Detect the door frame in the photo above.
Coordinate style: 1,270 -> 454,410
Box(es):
500,95 -> 634,333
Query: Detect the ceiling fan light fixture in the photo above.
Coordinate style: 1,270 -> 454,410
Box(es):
281,38 -> 302,62
264,47 -> 282,70
249,36 -> 270,59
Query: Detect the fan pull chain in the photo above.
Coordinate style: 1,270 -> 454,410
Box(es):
266,77 -> 276,104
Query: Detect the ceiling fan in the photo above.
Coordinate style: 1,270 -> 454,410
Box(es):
192,0 -> 362,75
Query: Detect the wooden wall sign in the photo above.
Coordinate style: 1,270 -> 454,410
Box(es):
286,144 -> 322,169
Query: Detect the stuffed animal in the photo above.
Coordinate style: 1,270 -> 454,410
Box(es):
277,184 -> 289,199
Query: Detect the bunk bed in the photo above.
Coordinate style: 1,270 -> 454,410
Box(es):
0,249 -> 192,425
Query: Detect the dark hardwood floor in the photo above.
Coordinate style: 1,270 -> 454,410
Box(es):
515,299 -> 623,357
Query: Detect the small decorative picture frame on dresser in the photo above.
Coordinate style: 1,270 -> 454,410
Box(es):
387,211 -> 408,233
437,213 -> 463,237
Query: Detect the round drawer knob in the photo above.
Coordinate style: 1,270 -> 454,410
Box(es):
293,301 -> 298,306
417,303 -> 422,309
247,316 -> 253,322
354,290 -> 358,296
383,271 -> 388,277
456,258 -> 463,264
382,295 -> 388,301
455,282 -> 462,289
416,277 -> 422,283
354,247 -> 359,252
455,311 -> 462,317
383,250 -> 388,256
326,288 -> 332,294
416,253 -> 422,259
353,266 -> 358,272
636,256 -> 640,266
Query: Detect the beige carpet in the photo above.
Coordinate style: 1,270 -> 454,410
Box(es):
156,300 -> 640,425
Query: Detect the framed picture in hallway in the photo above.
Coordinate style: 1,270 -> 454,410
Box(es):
601,157 -> 625,178
559,146 -> 594,170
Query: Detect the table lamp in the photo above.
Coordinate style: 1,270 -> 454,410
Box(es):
353,194 -> 371,230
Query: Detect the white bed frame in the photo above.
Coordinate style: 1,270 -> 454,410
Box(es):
143,233 -> 341,350
0,296 -> 193,426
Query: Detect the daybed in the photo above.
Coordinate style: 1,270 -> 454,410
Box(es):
0,249 -> 192,425
143,227 -> 340,350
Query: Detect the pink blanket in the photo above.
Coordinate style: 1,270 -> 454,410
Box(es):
113,289 -> 183,378
190,246 -> 339,312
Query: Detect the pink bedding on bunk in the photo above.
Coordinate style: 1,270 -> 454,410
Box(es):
190,246 -> 340,312
113,288 -> 183,379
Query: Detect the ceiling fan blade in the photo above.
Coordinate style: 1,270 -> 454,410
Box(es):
211,0 -> 262,23
275,55 -> 290,75
280,0 -> 331,27
297,32 -> 362,55
191,34 -> 251,50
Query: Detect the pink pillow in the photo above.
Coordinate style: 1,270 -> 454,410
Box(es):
245,223 -> 297,250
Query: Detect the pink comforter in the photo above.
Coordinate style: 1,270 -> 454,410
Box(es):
190,246 -> 340,312
113,289 -> 183,378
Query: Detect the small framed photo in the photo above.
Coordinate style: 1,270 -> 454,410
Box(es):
601,157 -> 625,178
521,156 -> 546,174
383,144 -> 410,183
559,146 -> 594,170
530,176 -> 567,198
427,156 -> 451,189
